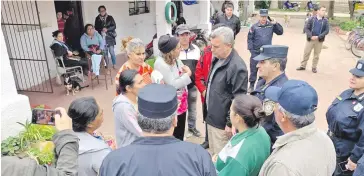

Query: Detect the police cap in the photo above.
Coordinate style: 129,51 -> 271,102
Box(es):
260,9 -> 269,17
253,45 -> 289,61
350,60 -> 364,77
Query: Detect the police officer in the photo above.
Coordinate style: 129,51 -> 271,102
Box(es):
250,45 -> 289,145
326,60 -> 364,176
248,9 -> 284,93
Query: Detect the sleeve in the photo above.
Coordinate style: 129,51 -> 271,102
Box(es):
195,54 -> 206,93
354,156 -> 364,176
265,162 -> 298,176
305,18 -> 313,39
96,32 -> 105,50
94,17 -> 101,34
196,147 -> 217,176
51,44 -> 67,57
39,130 -> 79,176
350,112 -> 364,163
318,20 -> 330,40
247,25 -> 255,51
236,18 -> 241,35
154,58 -> 191,90
217,159 -> 249,176
113,103 -> 142,137
80,36 -> 89,51
92,149 -> 111,174
107,16 -> 116,32
273,23 -> 284,35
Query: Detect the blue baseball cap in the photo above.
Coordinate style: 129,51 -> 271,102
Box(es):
253,45 -> 289,61
350,60 -> 364,77
260,9 -> 269,17
265,80 -> 318,116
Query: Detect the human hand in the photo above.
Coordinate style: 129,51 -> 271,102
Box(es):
54,107 -> 72,131
182,65 -> 192,76
346,158 -> 357,171
212,154 -> 218,163
202,90 -> 206,98
311,36 -> 318,40
225,125 -> 232,139
102,28 -> 107,33
270,17 -> 277,24
67,51 -> 73,56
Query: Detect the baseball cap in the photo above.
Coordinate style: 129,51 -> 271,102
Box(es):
176,24 -> 190,35
260,9 -> 269,17
265,80 -> 318,116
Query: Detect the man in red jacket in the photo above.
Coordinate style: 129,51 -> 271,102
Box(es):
195,24 -> 226,149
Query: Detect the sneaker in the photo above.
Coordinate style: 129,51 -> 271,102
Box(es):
296,67 -> 306,71
188,128 -> 201,137
312,68 -> 317,73
201,141 -> 209,149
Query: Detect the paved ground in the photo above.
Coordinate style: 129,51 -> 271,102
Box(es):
24,18 -> 355,145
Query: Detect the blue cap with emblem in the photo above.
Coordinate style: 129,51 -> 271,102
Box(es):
260,9 -> 269,17
264,80 -> 318,116
137,84 -> 178,119
350,60 -> 364,77
253,45 -> 289,61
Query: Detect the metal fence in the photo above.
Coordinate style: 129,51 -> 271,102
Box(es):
1,1 -> 53,93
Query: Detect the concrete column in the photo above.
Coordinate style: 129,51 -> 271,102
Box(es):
1,30 -> 31,140
232,0 -> 239,16
153,0 -> 172,56
198,0 -> 212,34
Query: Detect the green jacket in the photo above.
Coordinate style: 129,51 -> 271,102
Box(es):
215,126 -> 270,176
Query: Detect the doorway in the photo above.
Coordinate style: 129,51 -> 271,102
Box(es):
54,1 -> 84,51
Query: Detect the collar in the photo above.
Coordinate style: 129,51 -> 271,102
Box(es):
225,14 -> 233,19
182,44 -> 195,51
350,90 -> 364,101
316,16 -> 323,20
230,125 -> 260,146
212,49 -> 235,68
258,21 -> 269,27
258,72 -> 287,92
273,122 -> 317,149
132,136 -> 181,145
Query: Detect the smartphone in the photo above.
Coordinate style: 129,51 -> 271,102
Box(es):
339,161 -> 349,172
31,109 -> 60,126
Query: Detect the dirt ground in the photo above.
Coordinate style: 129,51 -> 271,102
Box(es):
24,18 -> 356,145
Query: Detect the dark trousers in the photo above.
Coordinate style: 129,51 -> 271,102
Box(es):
249,52 -> 259,86
173,112 -> 186,141
202,104 -> 208,143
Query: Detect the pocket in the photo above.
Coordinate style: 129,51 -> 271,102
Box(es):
340,110 -> 358,128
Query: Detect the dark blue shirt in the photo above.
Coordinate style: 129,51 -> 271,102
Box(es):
99,136 -> 217,176
312,17 -> 323,36
326,89 -> 364,163
251,72 -> 288,144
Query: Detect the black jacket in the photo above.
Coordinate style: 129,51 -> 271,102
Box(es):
215,14 -> 241,38
305,16 -> 329,42
204,49 -> 248,129
50,41 -> 70,61
94,15 -> 116,46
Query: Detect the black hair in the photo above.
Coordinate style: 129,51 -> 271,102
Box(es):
117,69 -> 139,95
52,30 -> 62,38
98,5 -> 106,12
221,0 -> 234,13
68,97 -> 99,132
84,24 -> 94,34
232,94 -> 266,128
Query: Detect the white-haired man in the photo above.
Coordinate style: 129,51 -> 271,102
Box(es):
100,84 -> 216,176
204,26 -> 248,155
259,80 -> 336,176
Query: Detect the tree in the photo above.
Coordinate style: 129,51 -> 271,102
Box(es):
349,1 -> 355,20
328,1 -> 335,20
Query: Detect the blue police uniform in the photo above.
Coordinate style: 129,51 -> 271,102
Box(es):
250,45 -> 289,144
326,60 -> 364,176
247,9 -> 284,89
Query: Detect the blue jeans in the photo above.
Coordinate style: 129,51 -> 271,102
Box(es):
104,45 -> 116,65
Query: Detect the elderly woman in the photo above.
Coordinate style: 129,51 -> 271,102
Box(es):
115,38 -> 153,95
80,24 -> 105,55
214,94 -> 270,176
326,60 -> 364,176
68,97 -> 111,176
113,70 -> 146,148
154,34 -> 192,141
50,30 -> 88,74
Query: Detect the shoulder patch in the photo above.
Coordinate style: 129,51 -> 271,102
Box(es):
336,96 -> 342,101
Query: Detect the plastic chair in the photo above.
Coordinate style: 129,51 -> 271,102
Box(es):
86,53 -> 113,90
51,50 -> 84,85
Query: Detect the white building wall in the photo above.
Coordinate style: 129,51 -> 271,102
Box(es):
82,1 -> 157,55
1,29 -> 32,140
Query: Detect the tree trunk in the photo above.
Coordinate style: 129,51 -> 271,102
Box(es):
349,1 -> 355,20
328,1 -> 335,20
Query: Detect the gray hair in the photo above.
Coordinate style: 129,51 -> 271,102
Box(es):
125,38 -> 145,55
278,105 -> 315,129
137,112 -> 176,134
268,58 -> 287,71
210,27 -> 235,46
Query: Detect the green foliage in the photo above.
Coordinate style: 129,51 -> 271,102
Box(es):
339,20 -> 359,31
255,0 -> 271,9
1,120 -> 56,165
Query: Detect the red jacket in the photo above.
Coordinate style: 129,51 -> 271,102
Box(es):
195,46 -> 213,103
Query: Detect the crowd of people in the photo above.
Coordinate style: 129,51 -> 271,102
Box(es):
2,2 -> 364,176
